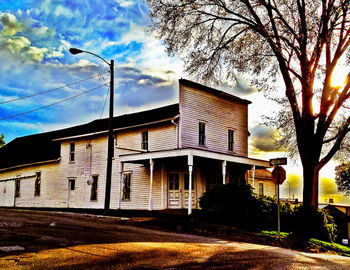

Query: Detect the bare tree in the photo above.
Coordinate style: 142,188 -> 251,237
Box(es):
148,0 -> 350,209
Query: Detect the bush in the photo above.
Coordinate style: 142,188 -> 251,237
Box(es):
291,205 -> 336,242
199,182 -> 336,241
199,182 -> 281,229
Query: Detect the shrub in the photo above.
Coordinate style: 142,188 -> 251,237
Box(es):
199,182 -> 336,241
291,205 -> 336,242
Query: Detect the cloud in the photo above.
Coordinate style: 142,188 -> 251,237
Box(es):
249,125 -> 283,152
232,74 -> 258,95
0,13 -> 23,36
115,0 -> 135,8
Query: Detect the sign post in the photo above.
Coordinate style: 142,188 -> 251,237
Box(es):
272,165 -> 286,235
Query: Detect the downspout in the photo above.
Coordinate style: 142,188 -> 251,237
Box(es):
171,118 -> 179,149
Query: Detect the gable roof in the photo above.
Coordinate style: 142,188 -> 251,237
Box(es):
179,79 -> 252,105
0,104 -> 179,171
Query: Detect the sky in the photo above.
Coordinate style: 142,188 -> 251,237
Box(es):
0,0 -> 348,204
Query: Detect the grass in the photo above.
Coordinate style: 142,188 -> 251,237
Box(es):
309,238 -> 350,256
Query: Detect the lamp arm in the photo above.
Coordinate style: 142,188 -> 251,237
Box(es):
81,50 -> 111,66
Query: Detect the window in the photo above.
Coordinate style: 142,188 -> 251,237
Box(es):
68,179 -> 75,191
258,182 -> 264,197
228,129 -> 235,151
122,173 -> 132,200
90,175 -> 98,201
15,180 -> 20,198
198,122 -> 206,146
168,173 -> 179,190
34,172 -> 41,196
184,173 -> 194,190
69,142 -> 75,162
141,131 -> 148,150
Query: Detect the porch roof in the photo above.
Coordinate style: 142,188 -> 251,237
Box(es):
119,148 -> 270,168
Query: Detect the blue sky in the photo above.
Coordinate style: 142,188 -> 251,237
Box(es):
0,0 -> 347,203
0,0 -> 182,142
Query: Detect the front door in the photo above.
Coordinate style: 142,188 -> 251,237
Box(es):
168,172 -> 196,209
168,173 -> 180,208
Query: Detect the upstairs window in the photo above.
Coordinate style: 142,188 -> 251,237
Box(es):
228,129 -> 235,152
34,172 -> 41,197
198,122 -> 206,146
141,131 -> 148,150
69,142 -> 75,162
15,180 -> 20,198
90,175 -> 98,201
122,173 -> 132,200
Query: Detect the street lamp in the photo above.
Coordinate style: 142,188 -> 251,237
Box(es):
69,48 -> 114,212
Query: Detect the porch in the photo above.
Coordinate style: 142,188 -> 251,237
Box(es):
119,148 -> 270,215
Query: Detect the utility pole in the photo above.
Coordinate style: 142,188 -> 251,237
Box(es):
69,48 -> 114,212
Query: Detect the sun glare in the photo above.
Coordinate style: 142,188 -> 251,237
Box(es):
331,66 -> 348,87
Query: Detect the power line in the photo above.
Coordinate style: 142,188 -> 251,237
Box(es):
0,83 -> 109,121
0,70 -> 109,105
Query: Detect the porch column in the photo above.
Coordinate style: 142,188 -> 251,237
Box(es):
222,160 -> 227,185
252,165 -> 256,188
118,162 -> 124,209
188,154 -> 193,215
149,159 -> 154,211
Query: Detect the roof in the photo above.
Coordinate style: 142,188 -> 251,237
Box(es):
179,79 -> 252,105
0,104 -> 179,170
248,169 -> 272,180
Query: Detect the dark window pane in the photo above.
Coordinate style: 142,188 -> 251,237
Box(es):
90,176 -> 98,200
15,180 -> 20,198
228,130 -> 234,151
34,172 -> 41,196
123,173 -> 131,200
199,122 -> 206,146
141,131 -> 148,150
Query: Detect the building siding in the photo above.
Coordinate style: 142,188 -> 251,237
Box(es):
179,84 -> 249,156
0,80 -> 271,211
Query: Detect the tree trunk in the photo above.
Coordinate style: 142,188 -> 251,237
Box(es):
302,163 -> 320,209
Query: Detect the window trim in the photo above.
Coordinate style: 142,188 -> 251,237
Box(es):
228,129 -> 235,152
69,142 -> 76,162
198,121 -> 207,147
122,172 -> 132,201
141,130 -> 148,151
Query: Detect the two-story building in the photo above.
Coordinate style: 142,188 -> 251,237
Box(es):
0,79 -> 272,214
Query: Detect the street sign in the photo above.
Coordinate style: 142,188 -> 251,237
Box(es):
270,157 -> 287,166
272,166 -> 286,185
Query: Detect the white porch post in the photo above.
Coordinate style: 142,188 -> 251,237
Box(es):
118,162 -> 124,209
149,159 -> 154,211
252,165 -> 256,188
222,160 -> 227,185
188,154 -> 193,215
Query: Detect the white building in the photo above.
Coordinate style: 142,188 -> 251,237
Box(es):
0,79 -> 272,214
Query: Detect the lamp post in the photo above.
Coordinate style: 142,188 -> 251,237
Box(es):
69,48 -> 114,212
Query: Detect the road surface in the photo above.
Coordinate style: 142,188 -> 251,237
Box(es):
0,209 -> 349,269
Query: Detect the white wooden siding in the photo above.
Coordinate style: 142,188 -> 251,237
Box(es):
180,84 -> 249,156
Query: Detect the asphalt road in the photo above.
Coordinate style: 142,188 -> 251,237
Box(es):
0,209 -> 350,269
